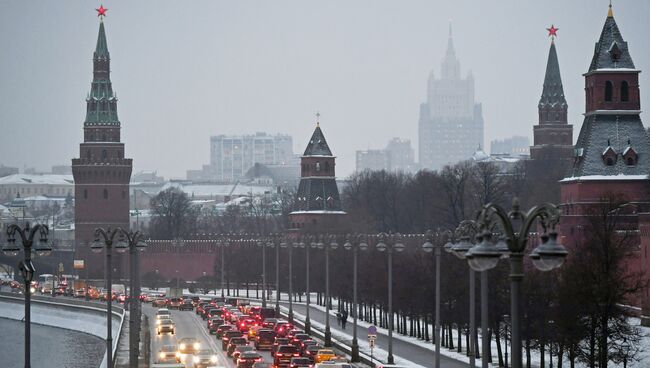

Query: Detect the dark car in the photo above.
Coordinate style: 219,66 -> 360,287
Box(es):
299,339 -> 317,354
289,357 -> 312,368
290,333 -> 311,347
303,345 -> 321,363
232,345 -> 254,363
257,307 -> 276,322
178,337 -> 201,354
168,297 -> 183,310
197,302 -> 209,315
179,299 -> 194,311
208,317 -> 225,333
216,324 -> 234,339
226,337 -> 248,357
222,330 -> 244,350
254,329 -> 276,350
271,338 -> 290,356
252,363 -> 273,368
261,318 -> 279,329
192,349 -> 219,368
274,322 -> 294,337
274,345 -> 300,367
237,351 -> 263,368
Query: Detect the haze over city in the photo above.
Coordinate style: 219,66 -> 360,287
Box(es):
2,0 -> 650,178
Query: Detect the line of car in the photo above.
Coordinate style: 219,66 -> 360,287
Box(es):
153,294 -> 352,368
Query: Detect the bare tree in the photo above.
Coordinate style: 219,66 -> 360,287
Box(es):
149,187 -> 198,239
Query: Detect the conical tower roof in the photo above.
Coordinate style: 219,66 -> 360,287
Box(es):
94,21 -> 110,59
539,41 -> 566,108
303,125 -> 333,156
588,5 -> 635,72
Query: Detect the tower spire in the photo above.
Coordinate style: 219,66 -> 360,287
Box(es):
608,1 -> 613,18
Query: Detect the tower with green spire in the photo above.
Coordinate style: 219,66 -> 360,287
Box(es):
72,19 -> 132,278
530,36 -> 573,160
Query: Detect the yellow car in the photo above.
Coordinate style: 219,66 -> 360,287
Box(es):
314,349 -> 336,363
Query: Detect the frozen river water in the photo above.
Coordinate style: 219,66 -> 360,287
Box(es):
0,318 -> 105,368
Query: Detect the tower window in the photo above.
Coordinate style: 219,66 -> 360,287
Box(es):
325,161 -> 330,172
621,81 -> 629,102
605,81 -> 613,102
102,149 -> 107,160
86,150 -> 91,160
103,189 -> 108,199
83,189 -> 88,199
315,162 -> 321,172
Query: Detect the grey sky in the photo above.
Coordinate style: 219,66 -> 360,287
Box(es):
1,1 -> 649,179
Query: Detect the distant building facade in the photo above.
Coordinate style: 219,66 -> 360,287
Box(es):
419,25 -> 484,170
490,136 -> 530,155
356,149 -> 391,172
356,138 -> 416,172
209,132 -> 294,182
0,174 -> 74,202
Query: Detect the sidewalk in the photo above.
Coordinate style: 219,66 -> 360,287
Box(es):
283,301 -> 469,368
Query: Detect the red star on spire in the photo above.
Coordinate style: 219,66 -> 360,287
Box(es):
546,24 -> 559,39
96,5 -> 108,18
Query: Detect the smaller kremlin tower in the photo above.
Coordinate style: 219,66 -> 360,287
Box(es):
289,115 -> 346,232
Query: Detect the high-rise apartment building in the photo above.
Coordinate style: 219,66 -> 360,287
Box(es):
418,25 -> 484,170
209,133 -> 294,182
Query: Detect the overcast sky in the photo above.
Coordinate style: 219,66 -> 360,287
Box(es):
1,1 -> 649,179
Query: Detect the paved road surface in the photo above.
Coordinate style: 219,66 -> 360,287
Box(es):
284,301 -> 468,368
143,304 -> 278,368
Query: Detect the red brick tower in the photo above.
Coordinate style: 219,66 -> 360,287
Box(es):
72,19 -> 132,278
559,4 -> 650,318
289,117 -> 346,232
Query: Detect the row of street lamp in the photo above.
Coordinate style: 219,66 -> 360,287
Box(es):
2,198 -> 566,368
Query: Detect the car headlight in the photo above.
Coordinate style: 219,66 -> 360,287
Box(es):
30,287 -> 36,293
211,356 -> 218,363
193,356 -> 200,363
179,344 -> 186,350
193,342 -> 200,350
175,352 -> 181,358
156,320 -> 161,325
159,352 -> 165,359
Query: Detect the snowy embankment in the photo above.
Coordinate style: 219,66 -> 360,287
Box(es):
0,292 -> 124,368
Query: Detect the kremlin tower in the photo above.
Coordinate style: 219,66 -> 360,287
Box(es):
72,13 -> 132,278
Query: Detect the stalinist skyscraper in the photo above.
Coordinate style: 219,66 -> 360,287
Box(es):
418,25 -> 484,170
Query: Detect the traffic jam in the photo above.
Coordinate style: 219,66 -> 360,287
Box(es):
147,294 -> 352,368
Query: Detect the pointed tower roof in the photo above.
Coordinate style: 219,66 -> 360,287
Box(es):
539,41 -> 567,108
94,21 -> 110,59
445,21 -> 455,58
303,125 -> 333,156
588,4 -> 635,72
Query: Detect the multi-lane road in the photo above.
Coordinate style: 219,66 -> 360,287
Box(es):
143,303 -> 276,367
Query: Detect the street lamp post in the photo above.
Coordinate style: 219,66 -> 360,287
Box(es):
422,229 -> 452,368
447,220 -> 481,368
2,223 -> 51,368
284,237 -> 301,323
219,236 -> 228,298
376,233 -> 405,365
257,236 -> 268,308
343,234 -> 368,362
304,235 -> 314,334
266,234 -> 280,317
91,227 -> 133,368
122,231 -> 147,368
464,199 -> 567,368
315,234 -> 339,347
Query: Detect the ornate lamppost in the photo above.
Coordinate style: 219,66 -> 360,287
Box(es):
343,233 -> 368,362
464,199 -> 567,368
421,229 -> 452,368
2,223 -> 51,368
375,232 -> 404,365
91,227 -> 141,368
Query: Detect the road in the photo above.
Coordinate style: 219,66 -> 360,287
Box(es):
143,304 -> 277,368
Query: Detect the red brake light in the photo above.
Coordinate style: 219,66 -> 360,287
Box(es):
293,353 -> 300,356
276,353 -> 283,357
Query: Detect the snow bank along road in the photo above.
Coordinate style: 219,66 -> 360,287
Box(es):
0,291 -> 124,368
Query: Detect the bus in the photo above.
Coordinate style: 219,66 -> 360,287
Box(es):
37,274 -> 55,293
